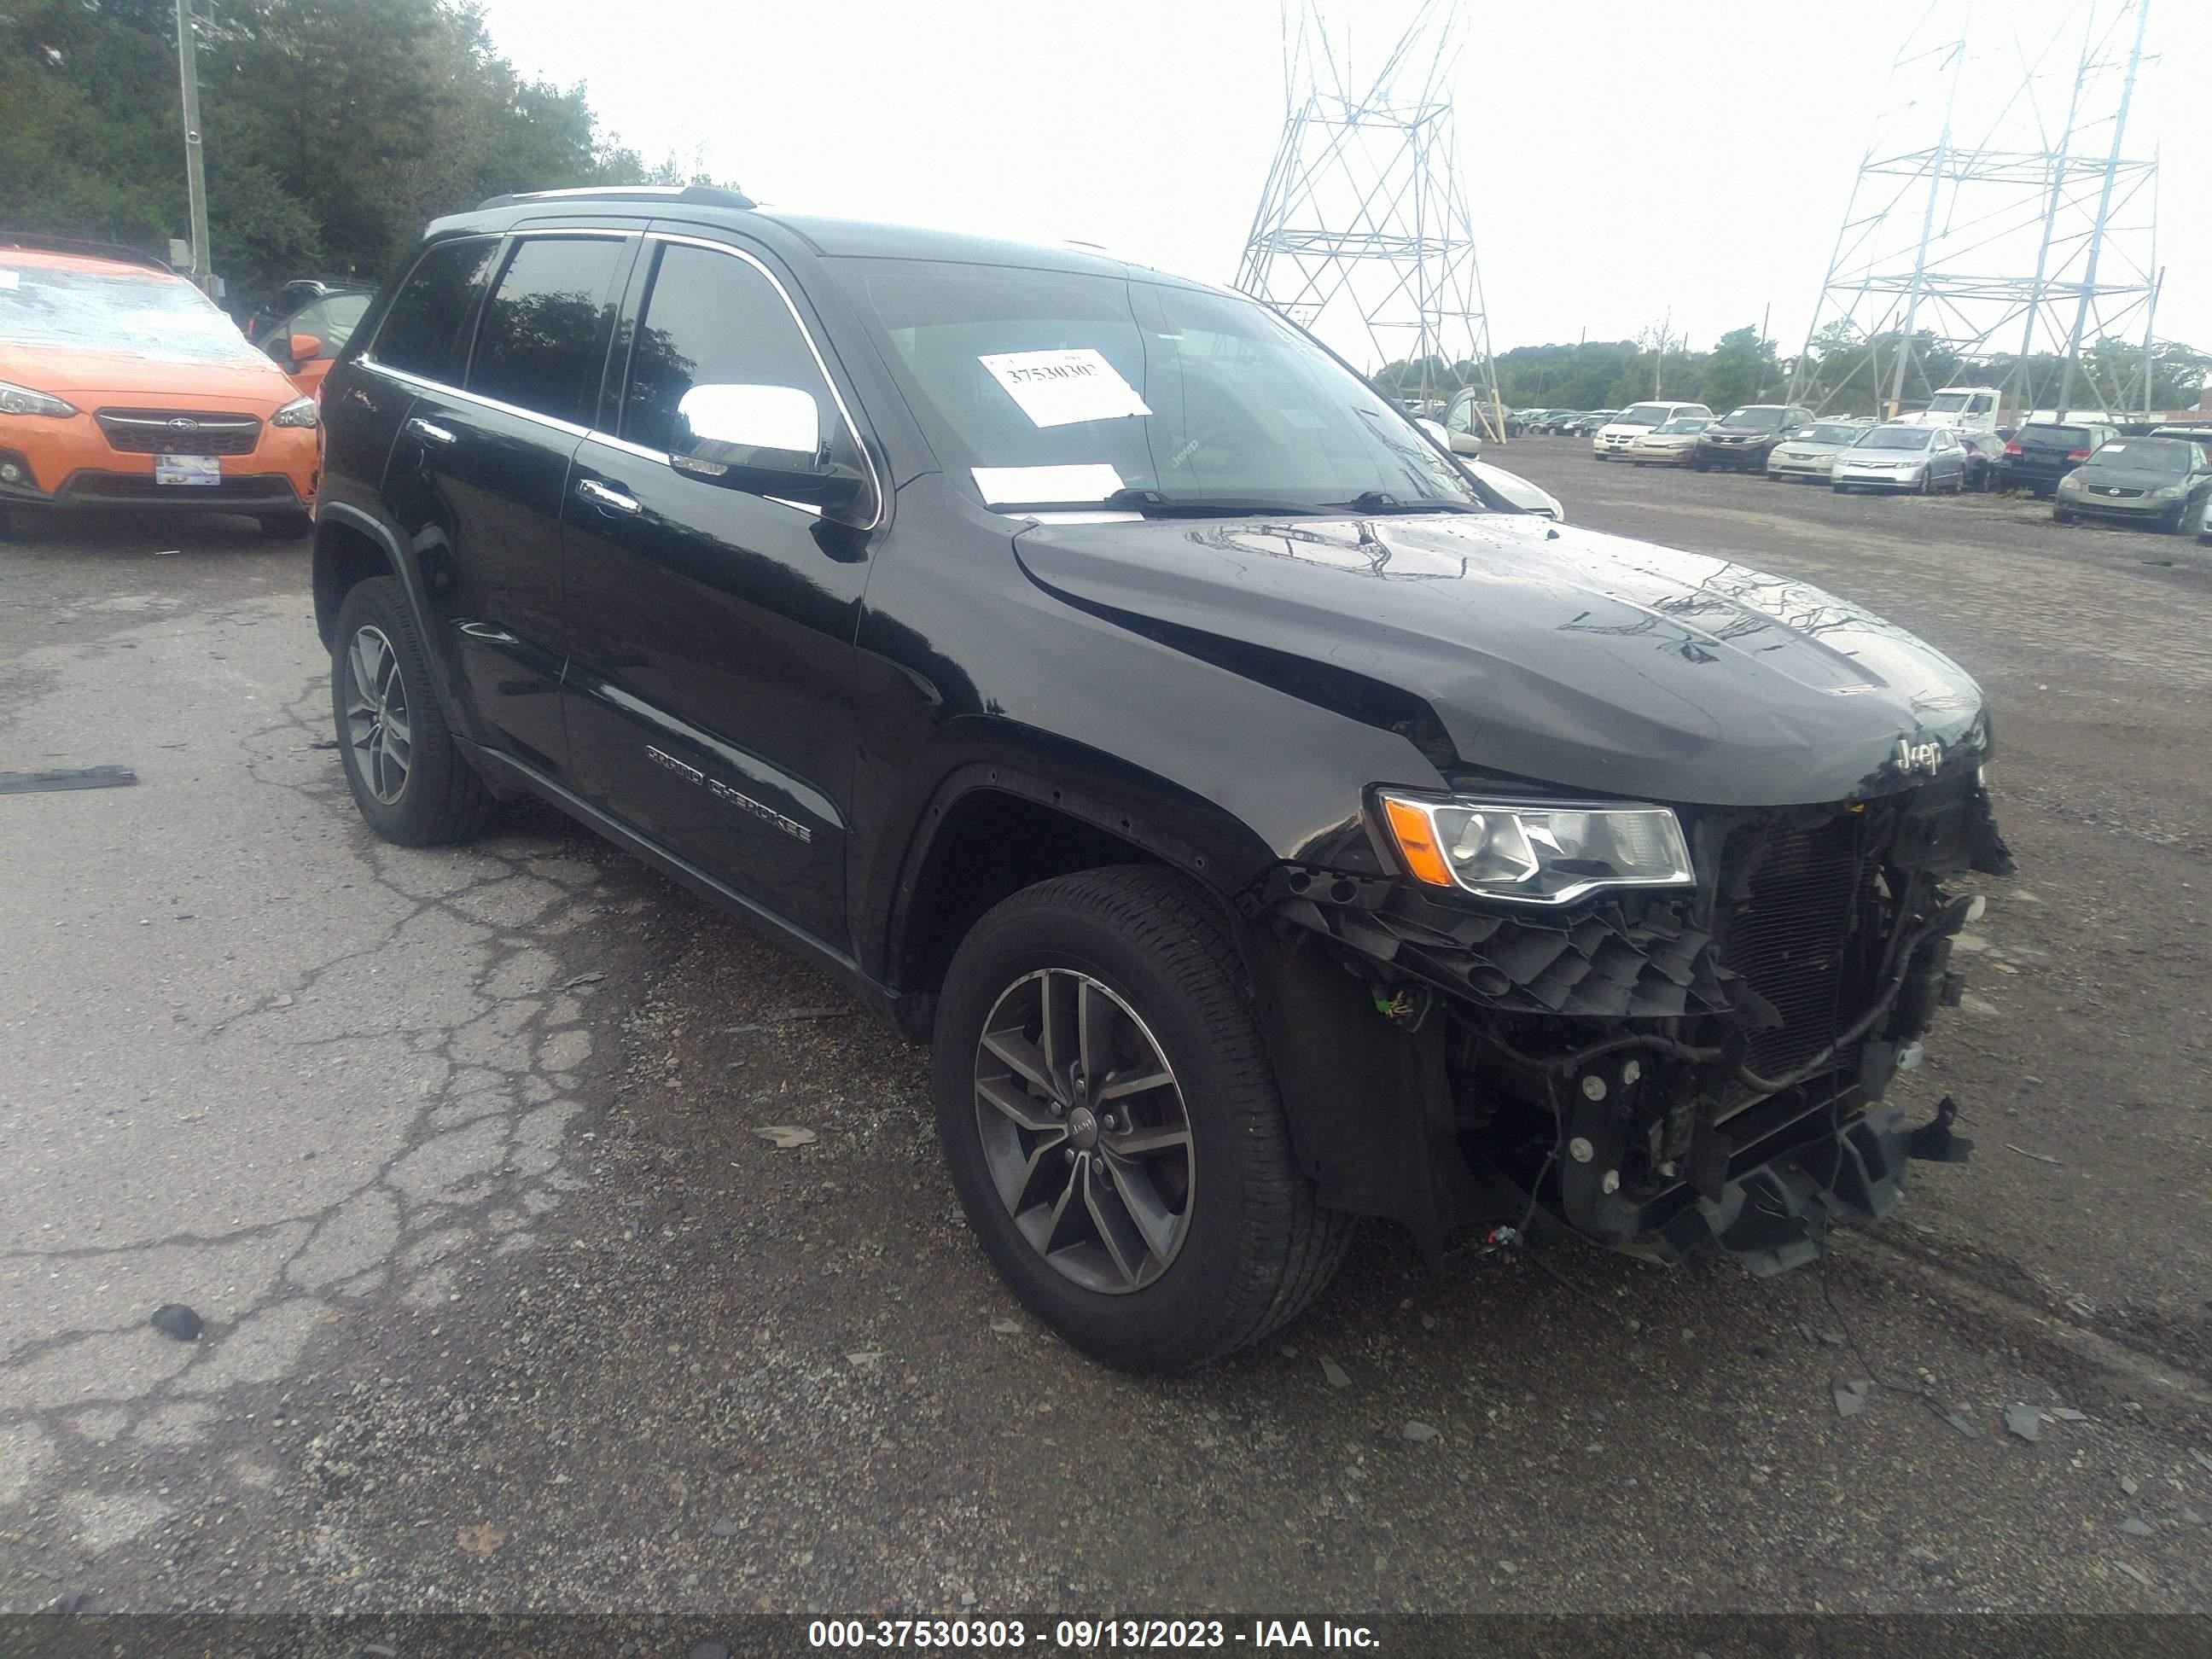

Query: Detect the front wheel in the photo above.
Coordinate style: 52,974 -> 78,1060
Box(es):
932,866 -> 1352,1373
329,576 -> 495,847
259,509 -> 314,539
2052,507 -> 2075,525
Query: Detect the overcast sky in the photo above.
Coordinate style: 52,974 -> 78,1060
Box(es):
477,0 -> 2208,373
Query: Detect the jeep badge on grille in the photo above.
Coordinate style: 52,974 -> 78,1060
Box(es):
1895,736 -> 1943,776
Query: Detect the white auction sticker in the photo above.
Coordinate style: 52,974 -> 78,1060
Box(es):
0,270 -> 20,290
979,349 -> 1150,428
971,463 -> 1126,505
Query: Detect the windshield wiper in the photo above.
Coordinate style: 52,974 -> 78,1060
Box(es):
1331,491 -> 1484,515
1096,488 -> 1320,518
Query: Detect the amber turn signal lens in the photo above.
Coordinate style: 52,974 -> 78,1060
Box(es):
1382,796 -> 1453,888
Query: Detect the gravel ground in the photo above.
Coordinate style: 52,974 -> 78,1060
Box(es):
2,468 -> 2209,1627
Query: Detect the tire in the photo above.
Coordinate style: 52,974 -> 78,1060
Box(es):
2052,507 -> 2075,525
1832,483 -> 1848,494
329,575 -> 494,847
1691,458 -> 1709,473
932,865 -> 1353,1373
1917,471 -> 1933,496
259,509 -> 314,539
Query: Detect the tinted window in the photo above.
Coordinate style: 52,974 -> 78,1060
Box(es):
621,242 -> 838,456
373,239 -> 498,381
265,292 -> 370,362
469,236 -> 626,426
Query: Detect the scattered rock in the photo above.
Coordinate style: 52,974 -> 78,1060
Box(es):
271,992 -> 294,1008
148,1304 -> 202,1342
709,1516 -> 741,1539
2118,1516 -> 2153,1538
455,1522 -> 507,1557
959,1591 -> 977,1607
2048,1406 -> 2088,1422
753,1126 -> 818,1149
2192,1451 -> 2212,1475
1400,1421 -> 1439,1443
2120,1475 -> 2139,1497
2003,1403 -> 2042,1442
563,971 -> 606,987
1832,1378 -> 1872,1419
2180,1506 -> 2205,1527
844,1350 -> 885,1367
2111,1560 -> 2153,1589
988,1318 -> 1022,1335
1319,1356 -> 1351,1389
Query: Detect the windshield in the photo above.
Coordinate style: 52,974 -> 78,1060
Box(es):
1615,404 -> 1676,428
1860,425 -> 1933,451
1652,418 -> 1707,434
0,263 -> 254,363
1926,392 -> 1969,413
1721,406 -> 1786,428
835,259 -> 1482,511
2087,440 -> 2192,473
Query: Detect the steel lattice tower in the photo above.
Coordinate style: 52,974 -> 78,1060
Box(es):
1789,0 -> 2161,422
1235,0 -> 1502,438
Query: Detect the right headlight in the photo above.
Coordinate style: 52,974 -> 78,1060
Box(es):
1377,792 -> 1695,905
2057,471 -> 2083,494
0,379 -> 79,418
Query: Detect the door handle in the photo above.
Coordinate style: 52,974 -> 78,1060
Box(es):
405,416 -> 457,446
577,478 -> 642,516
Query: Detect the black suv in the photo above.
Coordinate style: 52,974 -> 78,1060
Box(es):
1693,404 -> 1815,472
312,187 -> 2012,1371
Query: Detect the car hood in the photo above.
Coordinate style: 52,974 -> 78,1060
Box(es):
2071,464 -> 2189,489
1012,512 -> 1988,806
0,340 -> 294,405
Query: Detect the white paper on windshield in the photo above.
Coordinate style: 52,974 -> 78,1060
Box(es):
970,463 -> 1126,505
2101,443 -> 2126,452
0,270 -> 19,290
978,349 -> 1150,428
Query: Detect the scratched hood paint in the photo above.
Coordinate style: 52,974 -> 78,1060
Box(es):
1012,512 -> 1989,806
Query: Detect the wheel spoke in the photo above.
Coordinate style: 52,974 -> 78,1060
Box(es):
1003,1127 -> 1070,1213
1039,970 -> 1073,1081
981,1027 -> 1054,1097
348,632 -> 383,702
1077,978 -> 1114,1089
1105,1121 -> 1191,1158
1039,1164 -> 1086,1254
1082,1157 -> 1148,1287
1097,1065 -> 1173,1102
976,1074 -> 1059,1134
1099,1151 -> 1182,1260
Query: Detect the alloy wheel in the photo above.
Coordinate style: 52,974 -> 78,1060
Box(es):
343,624 -> 412,804
972,968 -> 1194,1294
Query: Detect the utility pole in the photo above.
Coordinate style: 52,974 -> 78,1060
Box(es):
2057,0 -> 2150,422
1755,300 -> 1771,399
1653,306 -> 1669,398
1571,326 -> 1584,405
174,0 -> 212,289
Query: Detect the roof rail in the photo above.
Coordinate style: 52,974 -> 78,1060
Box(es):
474,183 -> 756,212
0,231 -> 172,271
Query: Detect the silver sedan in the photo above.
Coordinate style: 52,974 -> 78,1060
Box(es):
1831,424 -> 1970,495
1766,420 -> 1871,482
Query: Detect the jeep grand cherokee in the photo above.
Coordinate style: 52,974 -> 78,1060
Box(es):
311,186 -> 2011,1372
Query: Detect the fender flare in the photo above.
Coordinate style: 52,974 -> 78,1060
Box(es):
312,502 -> 472,736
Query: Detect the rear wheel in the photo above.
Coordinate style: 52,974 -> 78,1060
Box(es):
330,576 -> 494,847
932,866 -> 1352,1373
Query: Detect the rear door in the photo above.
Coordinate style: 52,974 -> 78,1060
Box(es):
381,231 -> 634,778
558,232 -> 882,951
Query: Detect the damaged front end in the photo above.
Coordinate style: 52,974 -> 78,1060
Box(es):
1241,771 -> 2013,1274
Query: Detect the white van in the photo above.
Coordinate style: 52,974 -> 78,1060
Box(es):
1593,399 -> 1714,459
1900,386 -> 2002,434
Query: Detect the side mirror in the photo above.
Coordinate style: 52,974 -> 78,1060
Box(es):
288,332 -> 323,364
672,383 -> 866,512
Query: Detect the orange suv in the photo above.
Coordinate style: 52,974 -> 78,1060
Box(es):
0,236 -> 321,538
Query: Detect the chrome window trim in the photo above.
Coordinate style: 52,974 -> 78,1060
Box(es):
574,429 -> 824,521
638,231 -> 885,531
357,360 -> 592,440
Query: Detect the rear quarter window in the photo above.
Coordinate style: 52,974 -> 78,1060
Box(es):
370,238 -> 501,383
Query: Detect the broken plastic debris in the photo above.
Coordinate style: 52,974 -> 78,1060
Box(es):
2005,1143 -> 2064,1166
2111,1560 -> 2152,1589
148,1303 -> 202,1342
844,1350 -> 885,1367
1400,1421 -> 1440,1443
2003,1403 -> 2042,1442
1940,1409 -> 1982,1441
0,765 -> 138,795
2120,1475 -> 2139,1497
563,971 -> 606,987
1319,1356 -> 1352,1389
752,1126 -> 818,1149
1831,1377 -> 1872,1418
988,1318 -> 1022,1335
2048,1406 -> 2089,1422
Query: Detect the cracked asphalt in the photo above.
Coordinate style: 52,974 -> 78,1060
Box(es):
2,476 -> 2210,1623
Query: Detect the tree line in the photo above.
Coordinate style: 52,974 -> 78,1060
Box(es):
1378,322 -> 2208,418
0,0 -> 711,309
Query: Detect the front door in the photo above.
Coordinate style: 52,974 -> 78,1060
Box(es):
559,235 -> 880,952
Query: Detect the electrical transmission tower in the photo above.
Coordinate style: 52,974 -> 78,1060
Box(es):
1789,0 -> 2161,422
1235,0 -> 1503,438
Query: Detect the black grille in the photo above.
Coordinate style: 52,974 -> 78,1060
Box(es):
1717,816 -> 1874,1078
96,409 -> 262,456
59,470 -> 296,504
